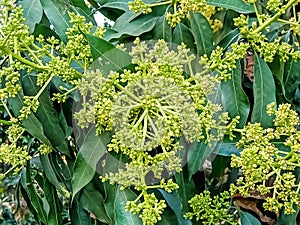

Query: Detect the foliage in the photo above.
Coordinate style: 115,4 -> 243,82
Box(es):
0,0 -> 299,225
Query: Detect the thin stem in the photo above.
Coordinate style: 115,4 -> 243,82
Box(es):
252,0 -> 298,34
133,108 -> 148,129
0,46 -> 47,70
253,3 -> 262,25
1,100 -> 13,119
115,83 -> 142,103
25,45 -> 44,66
34,74 -> 54,100
149,0 -> 172,7
0,119 -> 13,125
277,18 -> 300,27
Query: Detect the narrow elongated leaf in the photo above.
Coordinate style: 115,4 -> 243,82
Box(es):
70,200 -> 92,225
221,62 -> 250,128
239,211 -> 261,225
173,23 -> 196,53
152,16 -> 172,42
72,127 -> 112,198
20,167 -> 48,224
206,0 -> 255,13
115,188 -> 143,225
44,179 -> 63,225
79,182 -> 111,224
189,12 -> 214,56
86,34 -> 132,74
40,154 -> 61,188
40,0 -> 71,42
19,0 -> 43,33
159,190 -> 192,225
251,53 -> 276,127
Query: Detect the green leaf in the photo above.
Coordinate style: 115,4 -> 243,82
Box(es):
79,182 -> 112,224
8,93 -> 51,146
217,141 -> 240,156
18,0 -> 43,33
106,12 -> 160,41
115,188 -> 143,225
251,52 -> 276,127
40,0 -> 72,42
189,12 -> 214,56
21,74 -> 69,155
72,127 -> 112,198
86,34 -> 132,74
283,60 -> 300,101
221,61 -> 250,128
206,0 -> 255,13
239,211 -> 261,225
187,140 -> 220,180
152,15 -> 172,42
210,155 -> 231,178
20,166 -> 48,224
158,190 -> 192,225
44,179 -> 63,225
70,200 -> 92,225
173,23 -> 196,53
100,0 -> 129,12
40,154 -> 61,188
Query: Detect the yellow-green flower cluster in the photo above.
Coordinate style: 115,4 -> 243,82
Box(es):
231,103 -> 300,214
76,38 -> 239,224
129,0 -> 222,28
234,0 -> 300,62
200,42 -> 250,80
0,121 -> 31,178
184,190 -> 237,225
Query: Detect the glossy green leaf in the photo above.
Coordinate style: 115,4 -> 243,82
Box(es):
40,0 -> 72,42
86,34 -> 132,74
152,15 -> 172,42
18,0 -> 43,33
79,182 -> 111,224
221,62 -> 250,128
21,74 -> 69,155
283,60 -> 300,101
70,200 -> 92,225
187,140 -> 220,180
44,179 -> 63,225
159,190 -> 192,225
72,127 -> 112,198
106,13 -> 160,41
189,12 -> 214,56
206,0 -> 255,13
251,52 -> 276,127
70,0 -> 96,23
115,188 -> 143,225
100,0 -> 129,12
239,211 -> 261,225
173,23 -> 196,53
